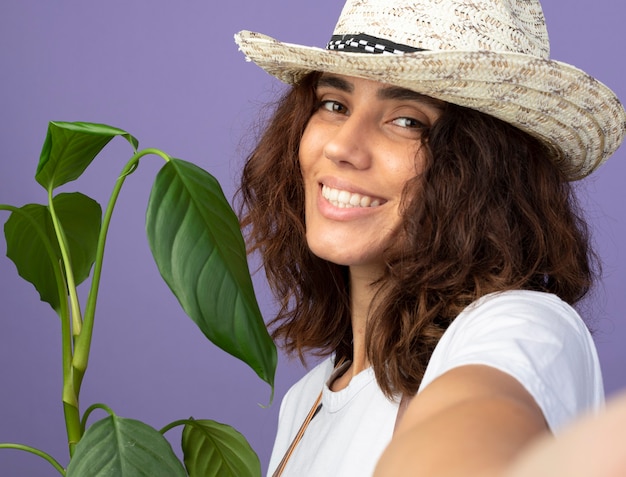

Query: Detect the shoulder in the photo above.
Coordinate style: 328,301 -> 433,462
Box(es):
457,290 -> 585,328
441,290 -> 593,348
420,290 -> 604,430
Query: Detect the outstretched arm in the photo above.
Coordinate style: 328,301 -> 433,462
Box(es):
375,365 -> 626,477
374,364 -> 548,477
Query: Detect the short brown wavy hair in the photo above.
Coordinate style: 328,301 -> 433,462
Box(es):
237,72 -> 597,397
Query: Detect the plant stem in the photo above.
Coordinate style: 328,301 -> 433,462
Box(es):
66,148 -> 172,456
80,402 -> 115,433
63,401 -> 82,458
45,192 -> 87,458
73,148 -> 170,379
47,189 -> 83,338
0,443 -> 66,475
159,419 -> 192,435
159,417 -> 218,437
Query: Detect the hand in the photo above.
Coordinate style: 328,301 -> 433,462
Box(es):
505,391 -> 626,477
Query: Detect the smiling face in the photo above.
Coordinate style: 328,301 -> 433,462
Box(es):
299,74 -> 444,279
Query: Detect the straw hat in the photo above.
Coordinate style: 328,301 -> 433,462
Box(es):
235,0 -> 625,179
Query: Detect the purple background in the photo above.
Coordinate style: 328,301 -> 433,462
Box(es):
0,1 -> 624,475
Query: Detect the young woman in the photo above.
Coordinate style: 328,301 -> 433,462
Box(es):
234,0 -> 626,475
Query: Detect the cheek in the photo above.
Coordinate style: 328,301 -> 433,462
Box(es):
298,123 -> 318,173
392,144 -> 426,187
298,125 -> 328,204
298,130 -> 317,211
381,155 -> 419,199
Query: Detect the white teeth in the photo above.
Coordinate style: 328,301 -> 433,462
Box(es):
338,190 -> 351,204
321,185 -> 383,208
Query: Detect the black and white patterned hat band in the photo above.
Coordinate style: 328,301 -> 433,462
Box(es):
326,33 -> 424,55
235,0 -> 626,179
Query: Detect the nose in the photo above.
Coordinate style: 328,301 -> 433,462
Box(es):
323,113 -> 373,170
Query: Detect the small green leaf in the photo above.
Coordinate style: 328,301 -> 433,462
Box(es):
66,415 -> 187,477
146,158 -> 276,389
3,192 -> 101,313
36,121 -> 139,190
182,419 -> 261,477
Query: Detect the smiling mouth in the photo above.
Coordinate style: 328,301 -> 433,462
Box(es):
321,184 -> 384,208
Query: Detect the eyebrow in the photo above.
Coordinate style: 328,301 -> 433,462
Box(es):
378,86 -> 446,110
316,74 -> 446,110
317,74 -> 354,92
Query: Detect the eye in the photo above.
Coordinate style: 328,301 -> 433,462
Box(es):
319,100 -> 348,115
392,117 -> 426,129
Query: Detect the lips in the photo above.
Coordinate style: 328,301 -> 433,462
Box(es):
321,184 -> 384,208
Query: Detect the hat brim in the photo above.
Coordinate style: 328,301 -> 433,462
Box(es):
235,30 -> 626,180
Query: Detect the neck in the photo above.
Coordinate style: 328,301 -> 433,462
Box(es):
330,266 -> 384,392
348,265 -> 384,374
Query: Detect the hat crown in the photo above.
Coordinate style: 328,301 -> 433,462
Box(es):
333,0 -> 550,58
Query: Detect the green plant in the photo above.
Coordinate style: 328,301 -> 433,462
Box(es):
0,121 -> 277,476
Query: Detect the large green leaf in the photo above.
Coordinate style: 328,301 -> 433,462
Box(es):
182,419 -> 261,477
36,121 -> 139,190
146,158 -> 276,388
66,415 -> 187,477
3,192 -> 102,313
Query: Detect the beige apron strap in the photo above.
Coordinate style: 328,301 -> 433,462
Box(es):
272,357 -> 348,477
271,389 -> 323,477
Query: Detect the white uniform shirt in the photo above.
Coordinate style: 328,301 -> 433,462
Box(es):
267,290 -> 604,477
